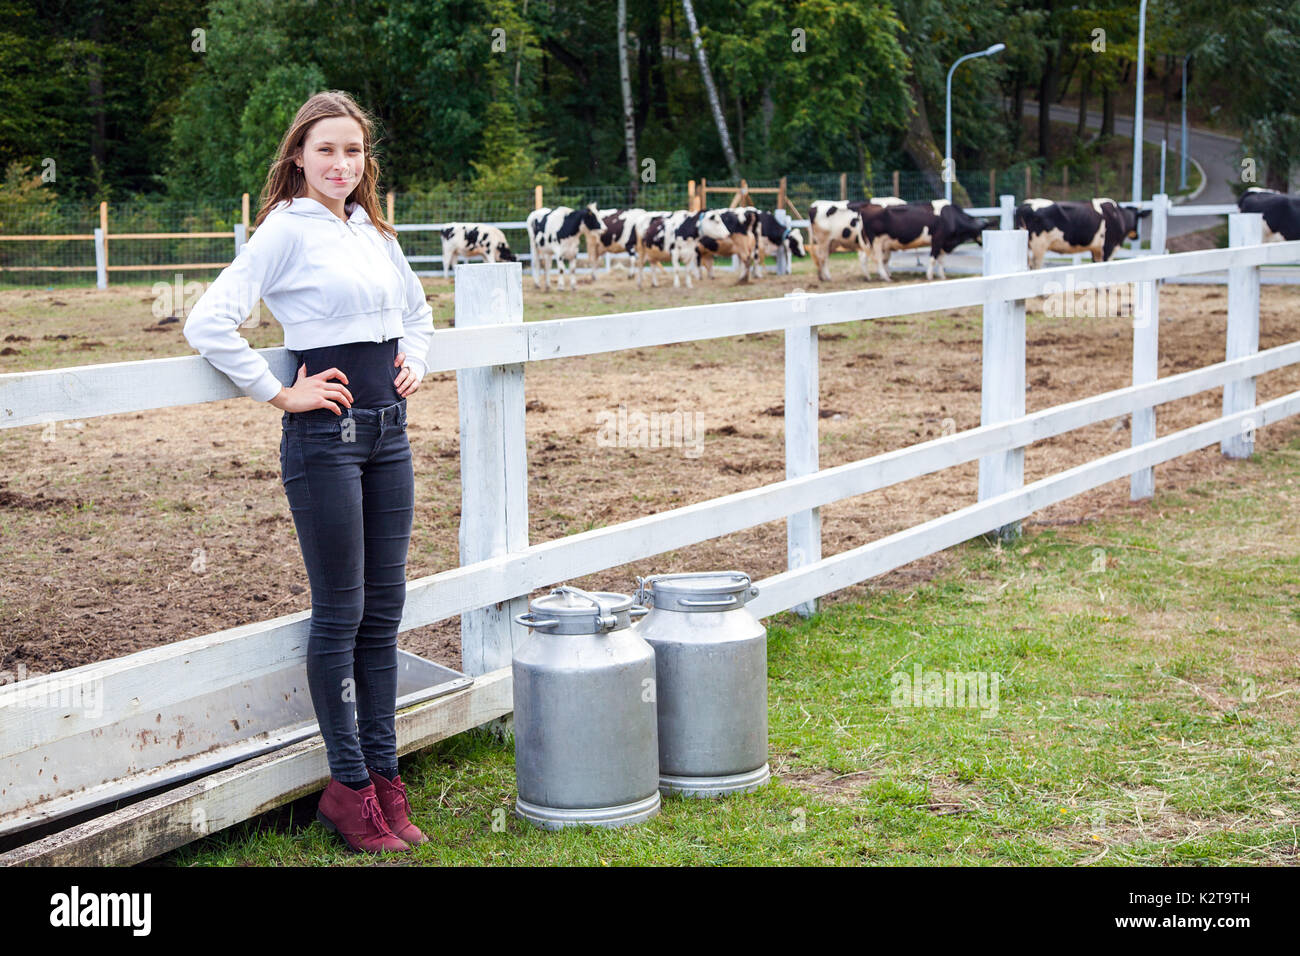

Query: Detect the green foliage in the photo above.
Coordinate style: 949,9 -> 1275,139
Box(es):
706,0 -> 912,173
1182,0 -> 1300,187
236,62 -> 329,191
7,0 -> 1300,201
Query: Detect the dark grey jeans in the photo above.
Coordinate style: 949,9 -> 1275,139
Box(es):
279,398 -> 412,784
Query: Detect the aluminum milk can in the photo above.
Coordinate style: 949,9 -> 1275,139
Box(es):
633,571 -> 771,797
512,585 -> 660,829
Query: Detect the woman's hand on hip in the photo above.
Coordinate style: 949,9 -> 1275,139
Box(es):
268,364 -> 353,414
394,351 -> 421,397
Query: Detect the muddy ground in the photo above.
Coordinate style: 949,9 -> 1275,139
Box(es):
2,256 -> 1298,675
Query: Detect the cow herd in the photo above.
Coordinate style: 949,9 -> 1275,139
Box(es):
436,187 -> 1295,291
523,204 -> 807,290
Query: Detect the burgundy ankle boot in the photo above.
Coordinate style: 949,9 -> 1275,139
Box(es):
369,769 -> 429,845
316,778 -> 411,854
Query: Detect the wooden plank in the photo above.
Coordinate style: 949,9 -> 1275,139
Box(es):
95,228 -> 105,288
107,232 -> 235,240
0,265 -> 96,272
0,234 -> 96,241
1132,193 -> 1168,499
109,262 -> 232,271
1168,203 -> 1240,216
1223,213 -> 1264,458
1131,278 -> 1160,499
0,669 -> 511,866
978,231 -> 1027,539
0,349 -> 300,430
749,390 -> 1300,618
785,298 -> 820,617
999,194 -> 1016,231
520,242 -> 1300,365
455,262 -> 530,676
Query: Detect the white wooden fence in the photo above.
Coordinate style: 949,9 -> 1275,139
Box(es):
2,212 -> 1297,861
5,211 -> 1297,664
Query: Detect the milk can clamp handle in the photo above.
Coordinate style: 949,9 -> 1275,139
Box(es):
555,585 -> 618,631
514,585 -> 648,632
634,570 -> 759,607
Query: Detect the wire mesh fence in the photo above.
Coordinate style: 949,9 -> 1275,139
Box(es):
0,161 -> 1187,287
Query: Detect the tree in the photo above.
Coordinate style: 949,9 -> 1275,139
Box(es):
618,0 -> 639,202
1176,0 -> 1300,190
680,0 -> 740,180
892,0 -> 1019,202
704,0 -> 910,182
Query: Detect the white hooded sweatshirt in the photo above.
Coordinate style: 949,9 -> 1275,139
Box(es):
182,195 -> 435,403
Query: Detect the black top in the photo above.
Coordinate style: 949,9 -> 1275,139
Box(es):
288,339 -> 402,410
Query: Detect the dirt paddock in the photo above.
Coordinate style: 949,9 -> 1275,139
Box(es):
2,259 -> 1299,675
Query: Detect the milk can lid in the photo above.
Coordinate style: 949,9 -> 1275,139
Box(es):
634,570 -> 759,613
515,585 -> 646,634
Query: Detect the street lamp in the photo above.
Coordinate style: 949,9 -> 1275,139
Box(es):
945,42 -> 1006,203
1180,52 -> 1191,191
1131,0 -> 1149,206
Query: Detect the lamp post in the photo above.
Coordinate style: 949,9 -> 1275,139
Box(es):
1131,0 -> 1149,206
945,42 -> 1006,203
1180,53 -> 1191,191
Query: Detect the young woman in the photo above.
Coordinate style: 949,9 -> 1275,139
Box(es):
183,91 -> 435,855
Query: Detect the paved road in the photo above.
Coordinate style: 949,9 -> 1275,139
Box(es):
1019,99 -> 1243,235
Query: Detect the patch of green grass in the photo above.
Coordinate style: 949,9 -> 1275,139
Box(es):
158,442 -> 1300,867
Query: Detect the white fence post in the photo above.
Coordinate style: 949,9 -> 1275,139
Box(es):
233,223 -> 246,256
785,291 -> 820,617
978,230 -> 1028,540
999,194 -> 1016,231
1150,192 -> 1168,258
1130,280 -> 1160,499
94,228 -> 107,289
1130,193 -> 1168,499
455,261 -> 530,677
1222,212 -> 1264,458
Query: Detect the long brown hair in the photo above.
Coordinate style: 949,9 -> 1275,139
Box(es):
252,90 -> 395,239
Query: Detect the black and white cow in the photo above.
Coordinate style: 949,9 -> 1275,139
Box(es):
586,204 -> 651,278
526,205 -> 603,290
633,210 -> 703,289
861,199 -> 994,281
1237,187 -> 1300,241
808,199 -> 880,282
695,207 -> 761,282
751,210 -> 807,277
1014,198 -> 1148,270
439,223 -> 515,275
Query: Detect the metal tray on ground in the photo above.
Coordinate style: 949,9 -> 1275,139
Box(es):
0,640 -> 472,838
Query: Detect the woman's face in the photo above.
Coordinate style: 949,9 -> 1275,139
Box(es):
296,115 -> 366,211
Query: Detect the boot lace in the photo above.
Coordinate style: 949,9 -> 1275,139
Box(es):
361,793 -> 398,837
